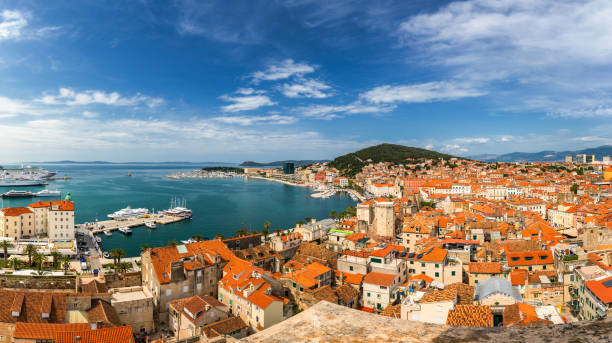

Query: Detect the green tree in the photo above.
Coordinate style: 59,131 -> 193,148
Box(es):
61,256 -> 70,274
110,248 -> 126,274
168,240 -> 178,247
194,234 -> 203,242
9,257 -> 21,270
0,240 -> 14,268
262,228 -> 270,242
304,217 -> 312,224
296,220 -> 304,226
34,252 -> 47,272
570,183 -> 579,194
140,244 -> 150,252
263,221 -> 271,231
329,211 -> 337,219
24,244 -> 37,267
215,233 -> 224,240
50,250 -> 61,269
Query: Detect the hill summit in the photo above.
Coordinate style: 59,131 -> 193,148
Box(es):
329,143 -> 459,176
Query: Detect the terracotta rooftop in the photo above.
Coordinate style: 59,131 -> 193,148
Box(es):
202,316 -> 248,338
55,325 -> 135,343
469,262 -> 502,274
13,323 -> 91,340
363,272 -> 396,287
0,290 -> 68,323
446,305 -> 493,327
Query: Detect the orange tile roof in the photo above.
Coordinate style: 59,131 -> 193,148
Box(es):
506,250 -> 553,267
13,323 -> 91,340
446,305 -> 493,327
149,240 -> 235,284
363,272 -> 395,287
585,276 -> 612,304
28,200 -> 74,211
469,262 -> 502,274
55,326 -> 135,343
0,207 -> 33,216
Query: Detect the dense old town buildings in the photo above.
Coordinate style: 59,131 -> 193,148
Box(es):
0,156 -> 611,342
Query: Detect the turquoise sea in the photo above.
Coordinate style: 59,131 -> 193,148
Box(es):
0,164 -> 355,256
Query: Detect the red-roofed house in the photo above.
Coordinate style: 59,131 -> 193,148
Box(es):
362,272 -> 401,312
0,207 -> 34,239
28,200 -> 75,240
141,240 -> 235,325
582,276 -> 612,320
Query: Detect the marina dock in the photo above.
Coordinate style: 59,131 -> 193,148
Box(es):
81,213 -> 188,234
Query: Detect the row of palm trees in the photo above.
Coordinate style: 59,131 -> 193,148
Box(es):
0,240 -> 71,273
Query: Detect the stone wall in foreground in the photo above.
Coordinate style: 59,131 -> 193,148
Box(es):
241,301 -> 612,343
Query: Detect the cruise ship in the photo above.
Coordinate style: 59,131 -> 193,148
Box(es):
2,190 -> 34,198
0,166 -> 56,180
0,179 -> 49,187
107,206 -> 149,220
161,197 -> 193,218
35,189 -> 61,197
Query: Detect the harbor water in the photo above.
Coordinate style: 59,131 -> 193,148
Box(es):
0,164 -> 356,256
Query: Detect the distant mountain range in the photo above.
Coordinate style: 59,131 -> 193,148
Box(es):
329,143 -> 461,176
239,160 -> 327,167
469,145 -> 612,162
20,161 -> 236,165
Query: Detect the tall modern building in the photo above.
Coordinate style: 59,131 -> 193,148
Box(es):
283,162 -> 295,174
565,155 -> 573,163
575,154 -> 587,164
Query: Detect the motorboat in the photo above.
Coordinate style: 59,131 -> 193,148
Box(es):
107,206 -> 149,220
2,190 -> 34,198
35,189 -> 61,197
118,227 -> 132,235
103,230 -> 112,236
145,222 -> 156,229
103,251 -> 110,258
95,236 -> 102,243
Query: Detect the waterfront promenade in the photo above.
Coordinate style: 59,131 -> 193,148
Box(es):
78,213 -> 187,234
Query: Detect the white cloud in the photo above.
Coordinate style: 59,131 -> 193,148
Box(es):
441,144 -> 468,153
0,10 -> 27,41
219,93 -> 276,112
82,111 -> 99,118
280,79 -> 332,98
211,114 -> 297,126
297,102 -> 395,120
398,0 -> 612,117
37,88 -> 164,108
455,137 -> 489,144
251,59 -> 315,83
572,136 -> 606,142
0,96 -> 65,117
361,82 -> 483,104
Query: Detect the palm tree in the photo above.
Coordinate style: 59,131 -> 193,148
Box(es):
109,248 -> 126,274
34,253 -> 47,272
194,234 -> 203,242
0,240 -> 14,268
24,244 -> 37,267
274,229 -> 281,235
263,221 -> 271,231
304,217 -> 312,224
215,233 -> 224,240
296,220 -> 304,226
140,244 -> 150,252
262,228 -> 270,242
329,211 -> 337,219
168,240 -> 178,247
61,256 -> 70,274
50,250 -> 61,269
9,257 -> 20,270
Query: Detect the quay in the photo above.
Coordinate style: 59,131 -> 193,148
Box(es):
79,213 -> 188,234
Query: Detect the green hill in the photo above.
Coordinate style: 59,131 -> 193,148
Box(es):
330,143 -> 460,176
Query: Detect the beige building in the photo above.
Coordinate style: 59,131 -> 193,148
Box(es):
29,200 -> 75,240
218,258 -> 284,329
468,262 -> 503,286
140,240 -> 234,325
110,286 -> 155,334
168,295 -> 228,340
0,207 -> 34,239
357,198 -> 395,237
402,248 -> 462,285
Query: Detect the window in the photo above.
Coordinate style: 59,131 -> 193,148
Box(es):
371,258 -> 382,263
367,293 -> 371,297
421,263 -> 425,267
435,264 -> 439,268
435,272 -> 439,277
542,265 -> 547,270
410,261 -> 414,265
349,266 -> 353,271
451,271 -> 456,276
474,280 -> 478,284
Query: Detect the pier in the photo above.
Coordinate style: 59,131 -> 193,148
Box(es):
79,213 -> 188,234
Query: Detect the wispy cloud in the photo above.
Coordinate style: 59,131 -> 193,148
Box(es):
280,78 -> 332,98
361,81 -> 484,104
219,90 -> 276,112
37,88 -> 164,108
0,10 -> 28,41
211,114 -> 297,126
251,59 -> 315,83
296,102 -> 395,120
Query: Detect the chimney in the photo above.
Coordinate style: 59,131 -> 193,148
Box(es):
76,337 -> 81,343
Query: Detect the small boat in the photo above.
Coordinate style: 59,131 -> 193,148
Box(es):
127,173 -> 132,177
95,236 -> 102,243
2,190 -> 34,198
35,189 -> 61,197
103,251 -> 110,258
108,206 -> 149,220
180,238 -> 196,244
118,227 -> 132,235
145,222 -> 156,229
103,230 -> 112,236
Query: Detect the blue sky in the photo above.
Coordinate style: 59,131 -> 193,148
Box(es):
1,0 -> 611,162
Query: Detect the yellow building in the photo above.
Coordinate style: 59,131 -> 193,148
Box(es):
604,166 -> 612,181
0,207 -> 35,239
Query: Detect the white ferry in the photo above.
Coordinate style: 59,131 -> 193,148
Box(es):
35,189 -> 61,197
118,227 -> 132,235
145,222 -> 156,229
107,206 -> 149,220
103,230 -> 112,236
